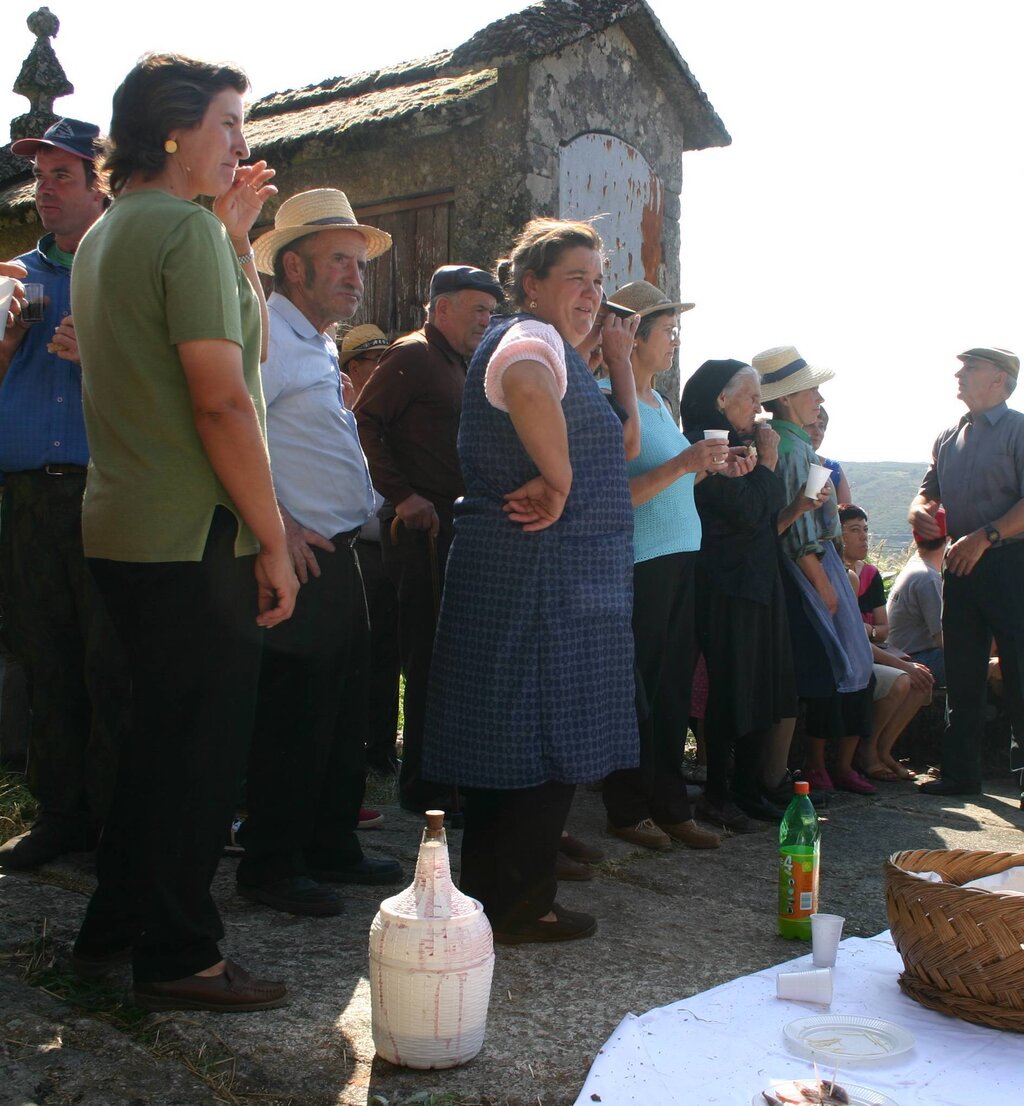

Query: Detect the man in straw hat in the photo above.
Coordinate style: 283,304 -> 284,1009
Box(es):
910,347 -> 1024,804
354,263 -> 501,817
237,189 -> 402,915
0,118 -> 126,871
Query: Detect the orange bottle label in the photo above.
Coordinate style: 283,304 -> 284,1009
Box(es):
779,847 -> 819,920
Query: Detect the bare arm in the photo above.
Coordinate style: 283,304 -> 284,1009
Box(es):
599,313 -> 641,460
797,550 -> 838,615
908,491 -> 941,538
213,162 -> 276,362
778,485 -> 832,535
836,468 -> 852,504
870,604 -> 889,643
629,438 -> 720,507
501,359 -> 572,531
178,337 -> 297,625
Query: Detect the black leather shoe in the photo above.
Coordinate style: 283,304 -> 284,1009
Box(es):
0,818 -> 84,870
918,778 -> 982,796
493,903 -> 597,946
237,876 -> 343,916
735,794 -> 787,823
71,945 -> 133,979
308,856 -> 404,885
695,796 -> 758,834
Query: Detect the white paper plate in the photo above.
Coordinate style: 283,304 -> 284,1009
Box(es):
753,1081 -> 899,1106
784,1015 -> 915,1065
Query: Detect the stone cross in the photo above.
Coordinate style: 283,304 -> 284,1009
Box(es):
10,7 -> 73,144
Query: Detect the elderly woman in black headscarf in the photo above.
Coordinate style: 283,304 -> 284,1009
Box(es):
682,359 -> 800,829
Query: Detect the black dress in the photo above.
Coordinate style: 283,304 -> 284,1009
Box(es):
690,430 -> 798,806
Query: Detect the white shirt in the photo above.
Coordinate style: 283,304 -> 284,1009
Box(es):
262,292 -> 375,537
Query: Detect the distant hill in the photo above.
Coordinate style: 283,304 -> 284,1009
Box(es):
842,461 -> 928,557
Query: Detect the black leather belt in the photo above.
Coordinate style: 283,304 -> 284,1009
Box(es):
8,464 -> 88,476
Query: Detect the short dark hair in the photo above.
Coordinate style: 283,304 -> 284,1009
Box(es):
915,535 -> 946,552
838,503 -> 867,525
104,53 -> 249,196
500,218 -> 603,308
636,307 -> 675,342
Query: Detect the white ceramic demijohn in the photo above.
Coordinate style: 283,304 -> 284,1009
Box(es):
368,810 -> 494,1069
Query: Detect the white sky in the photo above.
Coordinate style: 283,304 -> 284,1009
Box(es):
3,0 -> 1022,463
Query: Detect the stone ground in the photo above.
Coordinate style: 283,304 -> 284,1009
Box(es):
1,772 -> 1022,1106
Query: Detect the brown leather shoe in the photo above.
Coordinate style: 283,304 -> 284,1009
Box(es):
559,833 -> 604,862
607,818 -> 672,850
133,960 -> 288,1013
556,851 -> 594,881
656,819 -> 721,849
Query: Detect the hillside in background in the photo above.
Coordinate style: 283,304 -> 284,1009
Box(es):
843,460 -> 927,560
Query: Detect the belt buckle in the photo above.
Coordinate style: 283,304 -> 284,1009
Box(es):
43,464 -> 66,476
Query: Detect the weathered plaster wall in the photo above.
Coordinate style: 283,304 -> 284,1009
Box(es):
526,25 -> 688,402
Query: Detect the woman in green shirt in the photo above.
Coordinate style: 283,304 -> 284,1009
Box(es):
71,54 -> 298,1012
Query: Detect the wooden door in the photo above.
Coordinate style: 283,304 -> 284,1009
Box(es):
354,191 -> 454,338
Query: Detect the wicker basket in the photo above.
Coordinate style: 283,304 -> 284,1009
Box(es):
885,849 -> 1024,1033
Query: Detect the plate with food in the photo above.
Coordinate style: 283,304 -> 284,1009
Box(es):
753,1077 -> 898,1105
784,1015 -> 914,1065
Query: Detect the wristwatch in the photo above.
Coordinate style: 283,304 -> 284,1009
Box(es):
984,523 -> 1001,544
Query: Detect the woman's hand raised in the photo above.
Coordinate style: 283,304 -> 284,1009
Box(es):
214,161 -> 277,242
599,311 -> 640,371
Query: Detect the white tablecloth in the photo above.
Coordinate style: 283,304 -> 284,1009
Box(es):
574,933 -> 1024,1105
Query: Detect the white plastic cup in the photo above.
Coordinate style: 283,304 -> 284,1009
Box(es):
704,428 -> 729,465
804,463 -> 832,499
776,966 -> 833,1004
811,913 -> 845,967
0,276 -> 15,342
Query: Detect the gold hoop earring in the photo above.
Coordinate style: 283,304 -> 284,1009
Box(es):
528,300 -> 537,310
164,139 -> 178,154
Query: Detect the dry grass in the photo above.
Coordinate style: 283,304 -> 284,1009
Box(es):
0,768 -> 36,841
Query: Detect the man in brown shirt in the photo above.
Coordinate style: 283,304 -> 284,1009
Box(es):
355,265 -> 500,814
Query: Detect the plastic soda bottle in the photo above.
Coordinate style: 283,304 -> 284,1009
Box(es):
777,780 -> 820,939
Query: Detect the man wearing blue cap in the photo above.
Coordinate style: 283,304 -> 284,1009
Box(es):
0,119 -> 125,869
355,264 -> 501,816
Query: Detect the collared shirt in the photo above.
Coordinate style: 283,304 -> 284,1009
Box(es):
920,401 -> 1024,540
774,418 -> 840,560
262,292 -> 375,538
353,322 -> 467,509
0,233 -> 90,472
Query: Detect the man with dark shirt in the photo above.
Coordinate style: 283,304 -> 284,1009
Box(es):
0,119 -> 125,869
354,265 -> 500,813
909,347 -> 1024,802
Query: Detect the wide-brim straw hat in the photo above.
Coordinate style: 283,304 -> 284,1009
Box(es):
254,188 -> 392,274
753,345 -> 835,402
606,280 -> 695,317
339,324 -> 389,366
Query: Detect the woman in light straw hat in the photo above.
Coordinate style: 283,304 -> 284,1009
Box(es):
596,280 -> 727,849
755,346 -> 876,796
